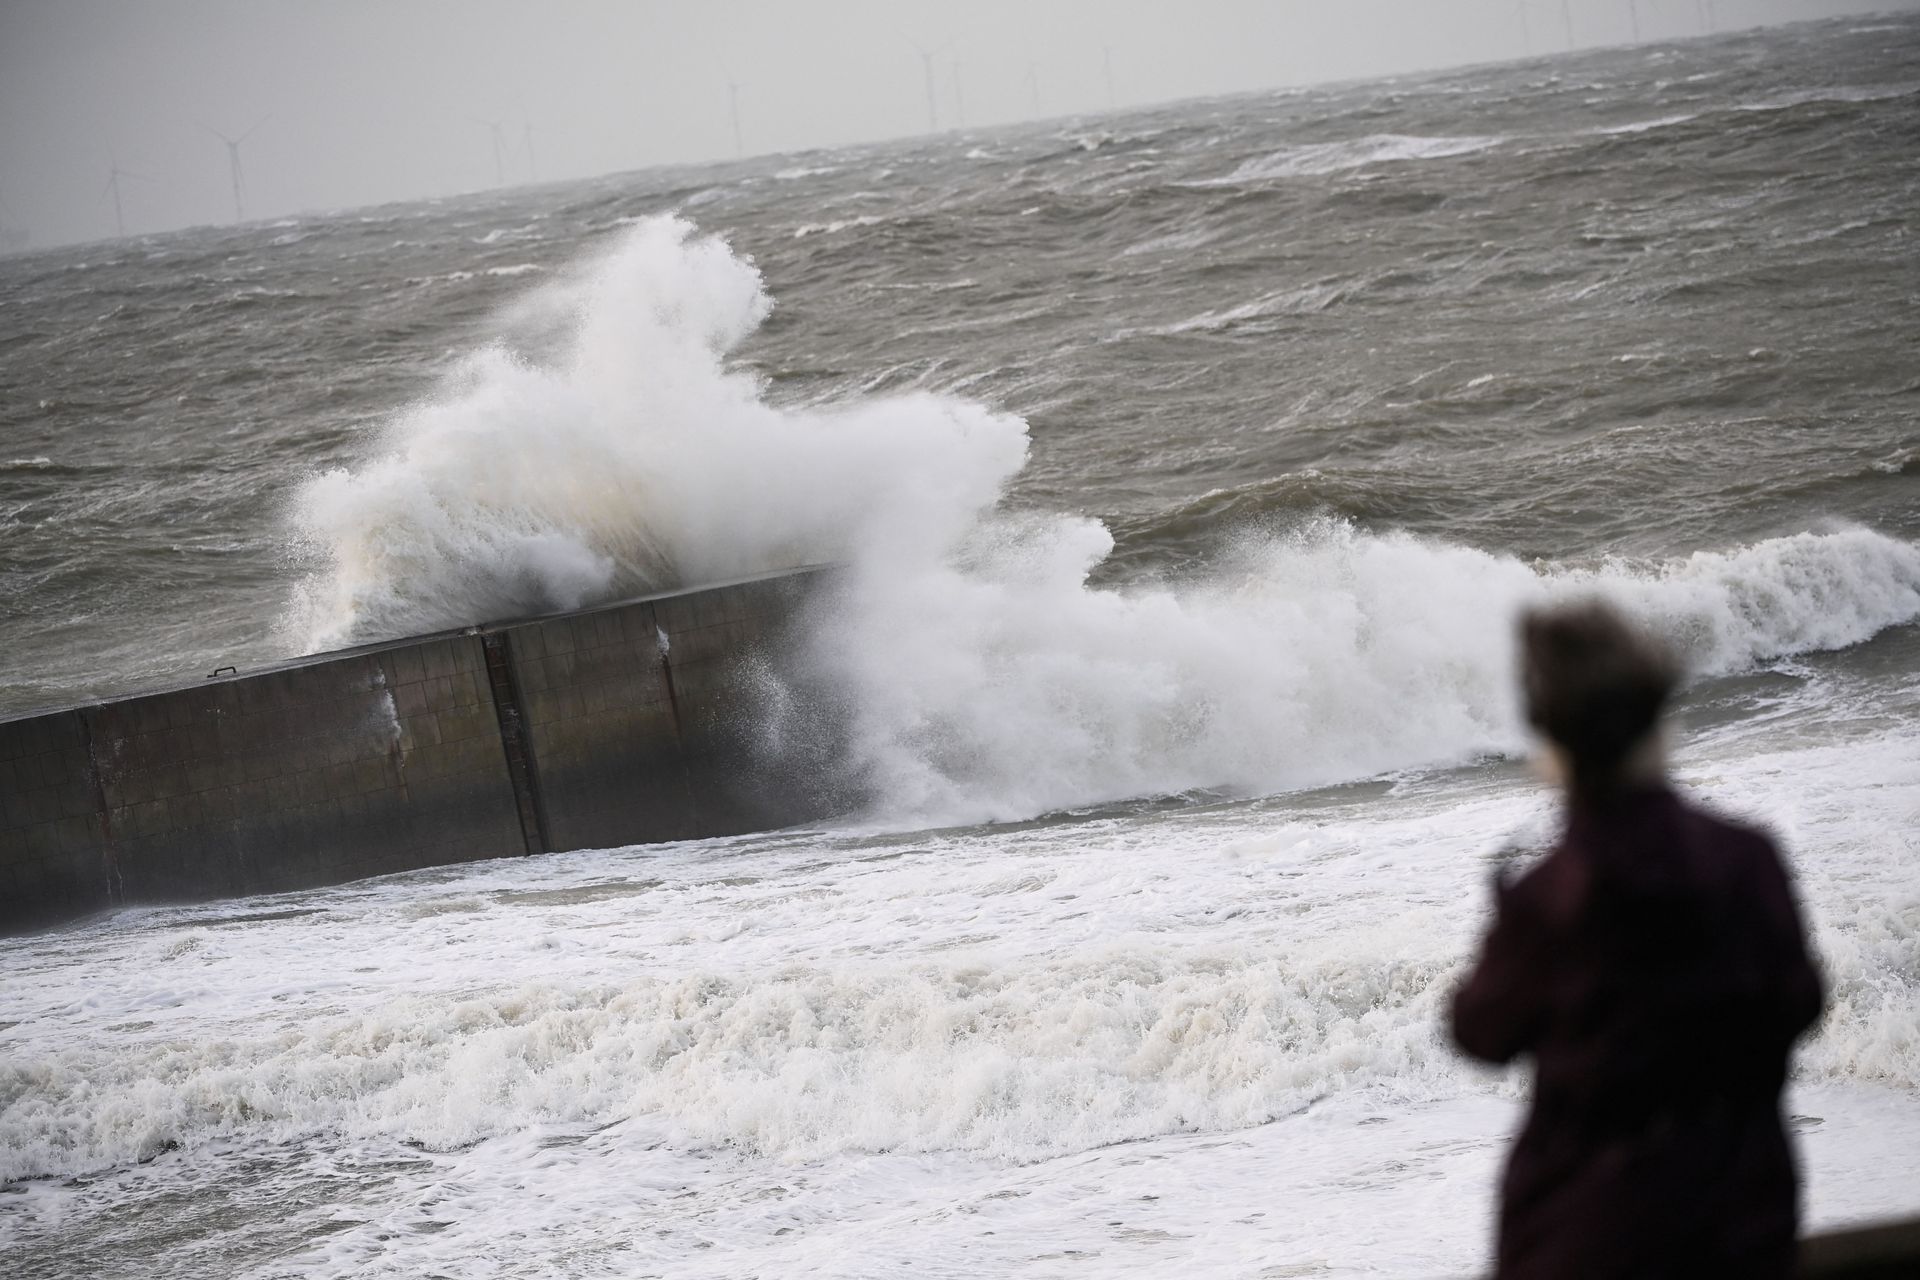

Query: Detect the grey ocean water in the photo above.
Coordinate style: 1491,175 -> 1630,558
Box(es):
3,16 -> 1919,1280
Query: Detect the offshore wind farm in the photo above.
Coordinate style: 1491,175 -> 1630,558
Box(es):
0,0 -> 1813,251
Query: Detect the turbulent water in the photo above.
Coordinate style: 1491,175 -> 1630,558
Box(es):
4,16 -> 1920,1278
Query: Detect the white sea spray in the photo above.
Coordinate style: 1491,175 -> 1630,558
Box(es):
286,218 -> 1920,831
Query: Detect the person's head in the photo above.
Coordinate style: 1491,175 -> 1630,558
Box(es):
1519,599 -> 1678,795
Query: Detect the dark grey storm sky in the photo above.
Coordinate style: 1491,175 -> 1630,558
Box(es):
1,0 -> 1912,246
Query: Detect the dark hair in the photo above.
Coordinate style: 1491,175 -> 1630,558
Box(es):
1520,599 -> 1678,791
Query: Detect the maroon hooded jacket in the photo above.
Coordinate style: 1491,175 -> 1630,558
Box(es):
1451,785 -> 1824,1279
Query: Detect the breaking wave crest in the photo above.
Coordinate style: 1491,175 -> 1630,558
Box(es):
0,944 -> 1462,1179
807,521 -> 1920,826
285,215 -> 1025,651
6,898 -> 1915,1179
287,217 -> 1920,827
1199,133 -> 1503,185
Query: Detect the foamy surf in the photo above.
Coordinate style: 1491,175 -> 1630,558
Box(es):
0,947 -> 1469,1179
3,718 -> 1915,1186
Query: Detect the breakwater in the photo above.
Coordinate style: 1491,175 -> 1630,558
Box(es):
0,566 -> 834,934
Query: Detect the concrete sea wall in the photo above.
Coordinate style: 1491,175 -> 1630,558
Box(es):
0,566 -> 834,934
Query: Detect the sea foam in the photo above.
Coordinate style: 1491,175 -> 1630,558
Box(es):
4,730 -> 1914,1183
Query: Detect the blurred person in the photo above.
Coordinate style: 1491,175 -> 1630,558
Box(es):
1452,600 -> 1824,1279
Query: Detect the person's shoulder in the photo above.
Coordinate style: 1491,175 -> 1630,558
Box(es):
1682,795 -> 1769,841
1676,792 -> 1792,879
1499,844 -> 1586,924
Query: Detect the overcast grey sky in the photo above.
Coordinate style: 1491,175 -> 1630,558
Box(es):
1,0 -> 1911,247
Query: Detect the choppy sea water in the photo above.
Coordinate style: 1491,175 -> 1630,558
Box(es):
3,15 -> 1919,1278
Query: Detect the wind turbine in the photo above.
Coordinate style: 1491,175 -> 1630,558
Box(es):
1561,0 -> 1576,48
710,49 -> 745,158
200,116 -> 268,224
1027,63 -> 1042,117
103,159 -> 152,239
523,123 -> 537,181
475,119 -> 507,187
952,59 -> 965,130
1627,0 -> 1642,42
1516,0 -> 1534,55
914,43 -> 948,132
889,29 -> 953,134
890,25 -> 969,134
